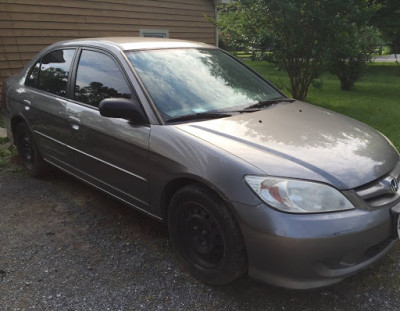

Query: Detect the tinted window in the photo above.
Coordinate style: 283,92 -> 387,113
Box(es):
74,50 -> 131,107
26,61 -> 40,88
37,49 -> 75,97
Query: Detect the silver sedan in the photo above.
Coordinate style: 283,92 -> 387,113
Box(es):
1,37 -> 399,289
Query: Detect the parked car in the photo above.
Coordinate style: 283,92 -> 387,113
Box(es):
1,37 -> 399,289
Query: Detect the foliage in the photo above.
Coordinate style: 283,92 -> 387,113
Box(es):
371,0 -> 400,54
217,0 -> 383,99
329,26 -> 380,91
327,2 -> 379,91
215,6 -> 251,53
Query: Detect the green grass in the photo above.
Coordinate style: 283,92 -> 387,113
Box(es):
374,45 -> 392,56
244,60 -> 400,151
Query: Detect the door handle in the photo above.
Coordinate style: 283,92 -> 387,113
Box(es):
68,116 -> 81,130
23,99 -> 31,111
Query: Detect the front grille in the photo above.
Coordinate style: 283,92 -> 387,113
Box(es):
355,160 -> 400,207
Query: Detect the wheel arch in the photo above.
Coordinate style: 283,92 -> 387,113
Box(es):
165,176 -> 248,284
160,176 -> 231,220
11,115 -> 28,139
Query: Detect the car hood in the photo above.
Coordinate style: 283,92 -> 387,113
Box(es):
176,101 -> 399,190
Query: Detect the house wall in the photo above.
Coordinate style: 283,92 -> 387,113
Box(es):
0,0 -> 216,94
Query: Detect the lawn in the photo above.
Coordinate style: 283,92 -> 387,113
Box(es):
244,60 -> 400,152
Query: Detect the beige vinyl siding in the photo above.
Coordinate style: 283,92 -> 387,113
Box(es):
0,0 -> 216,94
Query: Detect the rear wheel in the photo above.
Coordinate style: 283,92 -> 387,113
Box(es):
15,122 -> 47,177
168,184 -> 247,285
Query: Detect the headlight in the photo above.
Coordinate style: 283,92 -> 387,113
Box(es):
244,176 -> 354,213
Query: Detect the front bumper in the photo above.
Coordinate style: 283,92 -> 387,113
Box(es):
231,199 -> 399,289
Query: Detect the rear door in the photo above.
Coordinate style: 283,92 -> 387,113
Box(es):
65,48 -> 151,212
21,48 -> 77,167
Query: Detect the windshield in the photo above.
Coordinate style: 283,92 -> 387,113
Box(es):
126,48 -> 283,120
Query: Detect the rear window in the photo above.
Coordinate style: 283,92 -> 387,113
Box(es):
37,49 -> 75,97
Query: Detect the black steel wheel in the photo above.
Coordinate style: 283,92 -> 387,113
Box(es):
168,184 -> 247,285
15,122 -> 47,177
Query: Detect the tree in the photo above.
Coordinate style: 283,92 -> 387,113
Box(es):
329,26 -> 379,91
327,2 -> 380,91
371,0 -> 400,54
217,0 -> 380,100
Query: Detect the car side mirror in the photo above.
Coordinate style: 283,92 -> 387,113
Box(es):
99,98 -> 148,124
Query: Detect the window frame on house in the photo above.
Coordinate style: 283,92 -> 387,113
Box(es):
139,29 -> 169,38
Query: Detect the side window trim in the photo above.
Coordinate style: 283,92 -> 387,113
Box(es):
65,47 -> 80,99
68,46 -> 82,100
25,60 -> 41,88
70,47 -> 139,108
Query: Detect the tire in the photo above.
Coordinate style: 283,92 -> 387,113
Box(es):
15,122 -> 47,177
168,184 -> 247,285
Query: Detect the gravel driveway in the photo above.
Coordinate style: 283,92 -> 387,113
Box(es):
1,162 -> 400,311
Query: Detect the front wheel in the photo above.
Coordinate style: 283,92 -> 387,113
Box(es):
168,184 -> 247,285
15,122 -> 47,177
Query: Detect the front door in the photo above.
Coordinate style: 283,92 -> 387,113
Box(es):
65,48 -> 151,212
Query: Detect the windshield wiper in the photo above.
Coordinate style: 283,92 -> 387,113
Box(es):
165,98 -> 294,123
166,111 -> 232,123
245,98 -> 295,110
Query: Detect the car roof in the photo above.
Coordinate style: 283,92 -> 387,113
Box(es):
52,37 -> 216,51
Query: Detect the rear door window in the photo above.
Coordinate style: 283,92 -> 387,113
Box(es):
37,49 -> 75,97
74,50 -> 131,107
